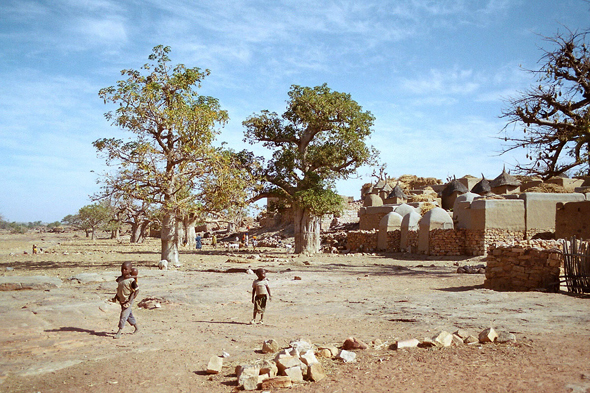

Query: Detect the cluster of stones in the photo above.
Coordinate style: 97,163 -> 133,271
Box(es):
456,264 -> 486,274
205,329 -> 516,390
395,327 -> 516,349
346,230 -> 378,253
206,339 -> 343,390
484,240 -> 563,291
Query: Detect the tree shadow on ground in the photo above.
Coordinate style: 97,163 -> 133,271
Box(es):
1,260 -> 121,270
193,320 -> 250,326
45,326 -> 111,337
290,263 -> 460,278
436,284 -> 485,292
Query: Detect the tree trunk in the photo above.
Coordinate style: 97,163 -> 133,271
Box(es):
111,228 -> 120,240
161,211 -> 179,265
185,220 -> 196,248
227,222 -> 236,233
130,223 -> 141,243
91,228 -> 96,241
294,206 -> 321,254
138,221 -> 150,243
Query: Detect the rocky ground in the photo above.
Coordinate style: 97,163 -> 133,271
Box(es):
1,231 -> 589,393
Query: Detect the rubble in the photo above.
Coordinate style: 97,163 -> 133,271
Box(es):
478,327 -> 498,343
206,356 -> 223,374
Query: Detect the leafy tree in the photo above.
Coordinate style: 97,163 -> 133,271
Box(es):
502,30 -> 590,178
243,84 -> 378,253
78,203 -> 111,240
96,45 -> 229,264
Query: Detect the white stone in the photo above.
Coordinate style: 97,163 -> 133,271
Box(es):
337,349 -> 356,363
396,338 -> 420,349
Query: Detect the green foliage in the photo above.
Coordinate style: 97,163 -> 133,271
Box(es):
243,83 -> 378,216
77,203 -> 111,233
95,45 -> 230,215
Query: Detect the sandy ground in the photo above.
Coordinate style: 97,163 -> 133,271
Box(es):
0,231 -> 589,393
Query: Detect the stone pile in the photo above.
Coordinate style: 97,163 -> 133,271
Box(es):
456,264 -> 486,274
206,329 -> 517,390
484,240 -> 562,291
394,327 -> 516,349
231,339 -> 332,390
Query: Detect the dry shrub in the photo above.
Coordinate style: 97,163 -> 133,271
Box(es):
396,174 -> 442,190
409,194 -> 436,202
420,202 -> 436,215
525,183 -> 569,193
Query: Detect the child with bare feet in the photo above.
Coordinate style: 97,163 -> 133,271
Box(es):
251,268 -> 271,325
113,262 -> 139,339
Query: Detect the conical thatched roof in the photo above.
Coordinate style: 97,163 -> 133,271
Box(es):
442,178 -> 468,197
471,174 -> 492,195
374,180 -> 386,189
387,184 -> 407,199
491,168 -> 521,188
381,182 -> 394,193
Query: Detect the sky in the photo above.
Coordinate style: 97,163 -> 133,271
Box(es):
1,0 -> 589,223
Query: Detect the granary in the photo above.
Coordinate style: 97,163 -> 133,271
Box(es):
364,193 -> 383,207
441,178 -> 468,210
377,212 -> 403,250
379,182 -> 394,201
394,203 -> 417,217
400,210 -> 421,252
384,183 -> 407,204
490,168 -> 521,195
453,192 -> 479,229
457,175 -> 480,191
417,207 -> 453,254
471,174 -> 493,196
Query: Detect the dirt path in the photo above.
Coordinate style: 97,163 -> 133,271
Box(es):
1,232 -> 589,392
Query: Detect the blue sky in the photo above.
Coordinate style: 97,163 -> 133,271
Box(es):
1,0 -> 588,223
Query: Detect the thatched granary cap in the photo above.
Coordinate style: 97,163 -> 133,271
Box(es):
471,174 -> 492,195
490,168 -> 521,188
387,184 -> 407,199
381,182 -> 394,193
374,180 -> 387,189
441,178 -> 468,197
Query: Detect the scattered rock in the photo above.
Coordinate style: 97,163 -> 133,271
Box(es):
464,335 -> 479,345
317,348 -> 333,358
236,365 -> 260,387
289,339 -> 313,355
261,376 -> 292,389
283,366 -> 304,382
294,276 -> 302,280
262,339 -> 279,354
479,327 -> 498,343
260,360 -> 278,378
342,337 -> 368,350
206,356 -> 223,374
300,350 -> 319,366
433,331 -> 453,347
453,329 -> 470,339
307,362 -> 326,382
419,337 -> 437,348
451,334 -> 464,346
496,331 -> 517,343
395,338 -> 420,349
337,349 -> 356,363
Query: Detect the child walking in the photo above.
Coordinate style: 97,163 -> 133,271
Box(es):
251,268 -> 271,324
114,261 -> 139,339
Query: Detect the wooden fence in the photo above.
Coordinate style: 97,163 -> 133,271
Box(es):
562,236 -> 590,294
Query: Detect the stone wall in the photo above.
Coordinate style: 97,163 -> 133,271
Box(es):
346,230 -> 378,252
428,229 -> 466,256
406,231 -> 419,253
387,230 -> 401,252
465,229 -> 485,256
484,240 -> 562,291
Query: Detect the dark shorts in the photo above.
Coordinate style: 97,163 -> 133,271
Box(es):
254,295 -> 267,313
